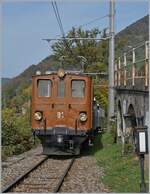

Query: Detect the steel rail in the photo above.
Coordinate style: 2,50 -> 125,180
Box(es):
53,157 -> 75,193
2,156 -> 49,193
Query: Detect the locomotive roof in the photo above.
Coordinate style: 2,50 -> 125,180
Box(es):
32,71 -> 92,78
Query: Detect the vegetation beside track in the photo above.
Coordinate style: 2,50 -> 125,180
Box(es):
90,131 -> 149,193
2,107 -> 40,161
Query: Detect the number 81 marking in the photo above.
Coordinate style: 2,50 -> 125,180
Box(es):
57,112 -> 64,119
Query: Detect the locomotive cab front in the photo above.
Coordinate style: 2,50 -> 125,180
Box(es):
32,69 -> 93,155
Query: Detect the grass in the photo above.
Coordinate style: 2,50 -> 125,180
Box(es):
89,131 -> 149,193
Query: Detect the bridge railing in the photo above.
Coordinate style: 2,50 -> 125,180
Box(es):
114,41 -> 149,89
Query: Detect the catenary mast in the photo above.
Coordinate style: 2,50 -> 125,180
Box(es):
108,0 -> 115,119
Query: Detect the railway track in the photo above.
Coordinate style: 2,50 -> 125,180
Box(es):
2,156 -> 75,193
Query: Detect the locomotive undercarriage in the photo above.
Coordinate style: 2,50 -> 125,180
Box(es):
33,128 -> 94,155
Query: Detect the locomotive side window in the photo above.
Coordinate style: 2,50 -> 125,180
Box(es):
71,80 -> 85,97
57,80 -> 65,97
37,80 -> 51,97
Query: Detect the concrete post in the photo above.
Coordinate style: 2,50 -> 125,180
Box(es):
108,0 -> 115,119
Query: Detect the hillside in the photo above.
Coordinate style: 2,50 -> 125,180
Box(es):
2,55 -> 59,103
115,15 -> 148,54
2,15 -> 149,100
2,78 -> 11,86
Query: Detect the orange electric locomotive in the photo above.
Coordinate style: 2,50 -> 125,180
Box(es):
32,68 -> 102,155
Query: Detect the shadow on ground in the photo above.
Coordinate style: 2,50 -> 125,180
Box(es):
80,133 -> 104,156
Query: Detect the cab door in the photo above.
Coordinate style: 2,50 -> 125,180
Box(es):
52,76 -> 68,128
67,77 -> 92,131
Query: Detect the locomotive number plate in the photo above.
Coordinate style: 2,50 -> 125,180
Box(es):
57,112 -> 64,119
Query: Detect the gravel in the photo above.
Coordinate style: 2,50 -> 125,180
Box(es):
11,158 -> 72,193
60,155 -> 109,193
1,145 -> 46,191
2,146 -> 109,193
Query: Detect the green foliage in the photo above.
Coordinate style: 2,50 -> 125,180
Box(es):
2,108 -> 18,145
124,143 -> 134,154
115,37 -> 128,58
2,145 -> 16,160
52,27 -> 108,71
10,85 -> 31,112
94,84 -> 108,112
2,82 -> 39,161
86,62 -> 107,73
2,107 -> 34,160
2,79 -> 31,109
90,132 -> 149,192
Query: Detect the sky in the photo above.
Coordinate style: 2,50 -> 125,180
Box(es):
2,0 -> 149,78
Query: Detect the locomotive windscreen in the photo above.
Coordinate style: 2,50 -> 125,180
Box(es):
71,80 -> 85,97
37,79 -> 51,97
57,79 -> 65,97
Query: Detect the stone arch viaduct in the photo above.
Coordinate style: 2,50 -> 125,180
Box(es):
114,41 -> 149,141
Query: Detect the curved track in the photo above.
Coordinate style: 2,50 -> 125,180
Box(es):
2,156 -> 75,193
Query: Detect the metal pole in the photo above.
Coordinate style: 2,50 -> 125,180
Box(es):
140,154 -> 146,192
108,0 -> 115,120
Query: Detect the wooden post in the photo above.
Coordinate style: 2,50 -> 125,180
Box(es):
132,48 -> 135,86
144,41 -> 149,87
123,53 -> 127,86
118,57 -> 121,86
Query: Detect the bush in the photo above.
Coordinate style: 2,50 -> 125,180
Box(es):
2,145 -> 16,160
94,86 -> 108,113
2,108 -> 35,160
124,143 -> 134,154
15,144 -> 26,155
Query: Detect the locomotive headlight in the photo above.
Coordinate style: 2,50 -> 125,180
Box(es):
57,135 -> 63,143
34,111 -> 42,121
79,113 -> 87,122
57,68 -> 65,78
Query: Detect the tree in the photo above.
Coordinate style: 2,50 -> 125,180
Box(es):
2,107 -> 33,159
2,108 -> 18,146
94,83 -> 108,113
52,27 -> 109,112
51,27 -> 108,71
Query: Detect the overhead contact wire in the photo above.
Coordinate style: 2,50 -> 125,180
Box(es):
51,1 -> 76,58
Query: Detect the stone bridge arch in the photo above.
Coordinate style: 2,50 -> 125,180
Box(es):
127,104 -> 137,128
124,104 -> 137,144
115,90 -> 148,144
